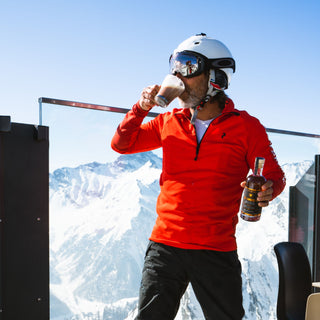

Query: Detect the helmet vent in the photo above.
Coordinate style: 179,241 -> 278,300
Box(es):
194,41 -> 200,45
218,60 -> 233,67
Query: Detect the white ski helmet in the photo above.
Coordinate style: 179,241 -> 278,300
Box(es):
170,33 -> 235,95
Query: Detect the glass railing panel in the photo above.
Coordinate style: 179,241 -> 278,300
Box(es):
41,100 -> 319,320
268,131 -> 319,165
289,162 -> 315,268
41,101 -> 123,171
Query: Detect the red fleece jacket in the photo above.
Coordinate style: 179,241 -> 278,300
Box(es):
111,99 -> 286,251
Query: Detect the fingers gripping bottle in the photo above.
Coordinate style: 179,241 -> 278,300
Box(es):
240,157 -> 266,222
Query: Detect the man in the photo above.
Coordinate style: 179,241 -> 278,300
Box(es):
111,33 -> 285,320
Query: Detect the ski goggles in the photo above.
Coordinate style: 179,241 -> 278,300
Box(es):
169,51 -> 235,78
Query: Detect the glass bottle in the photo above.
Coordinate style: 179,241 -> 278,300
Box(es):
240,157 -> 266,222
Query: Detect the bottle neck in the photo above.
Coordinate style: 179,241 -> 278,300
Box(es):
254,166 -> 263,176
253,157 -> 265,176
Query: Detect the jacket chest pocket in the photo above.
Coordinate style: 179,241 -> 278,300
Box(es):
199,130 -> 247,174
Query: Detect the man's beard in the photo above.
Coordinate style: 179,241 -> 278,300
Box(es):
178,90 -> 206,108
177,80 -> 208,108
177,96 -> 200,108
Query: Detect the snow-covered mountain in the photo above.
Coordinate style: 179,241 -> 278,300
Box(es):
49,152 -> 313,320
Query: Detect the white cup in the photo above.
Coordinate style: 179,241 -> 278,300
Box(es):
155,75 -> 185,108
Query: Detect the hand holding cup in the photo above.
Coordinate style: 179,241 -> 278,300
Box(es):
139,85 -> 161,111
155,75 -> 185,108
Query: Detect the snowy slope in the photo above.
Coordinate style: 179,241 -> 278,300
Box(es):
49,152 -> 312,320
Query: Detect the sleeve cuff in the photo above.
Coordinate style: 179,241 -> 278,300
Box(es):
132,101 -> 150,116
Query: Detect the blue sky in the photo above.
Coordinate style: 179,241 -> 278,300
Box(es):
1,0 -> 320,169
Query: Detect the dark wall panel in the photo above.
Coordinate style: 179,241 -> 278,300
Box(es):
0,118 -> 49,319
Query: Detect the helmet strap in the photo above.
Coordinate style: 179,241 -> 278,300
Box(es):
190,96 -> 209,125
190,69 -> 223,124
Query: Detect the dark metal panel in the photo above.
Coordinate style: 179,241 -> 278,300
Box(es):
0,117 -> 11,133
288,186 -> 296,242
314,155 -> 320,286
288,156 -> 320,292
0,122 -> 49,319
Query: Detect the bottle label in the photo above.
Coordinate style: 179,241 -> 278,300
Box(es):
241,186 -> 262,216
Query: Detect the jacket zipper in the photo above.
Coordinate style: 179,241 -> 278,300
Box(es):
189,111 -> 239,161
194,126 -> 209,161
193,111 -> 238,161
195,142 -> 200,160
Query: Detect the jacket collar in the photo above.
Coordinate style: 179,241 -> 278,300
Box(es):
177,97 -> 238,119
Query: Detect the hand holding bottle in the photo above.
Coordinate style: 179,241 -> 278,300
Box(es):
240,179 -> 274,207
240,157 -> 274,222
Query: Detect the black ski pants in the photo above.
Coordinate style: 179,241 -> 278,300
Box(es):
135,241 -> 244,320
